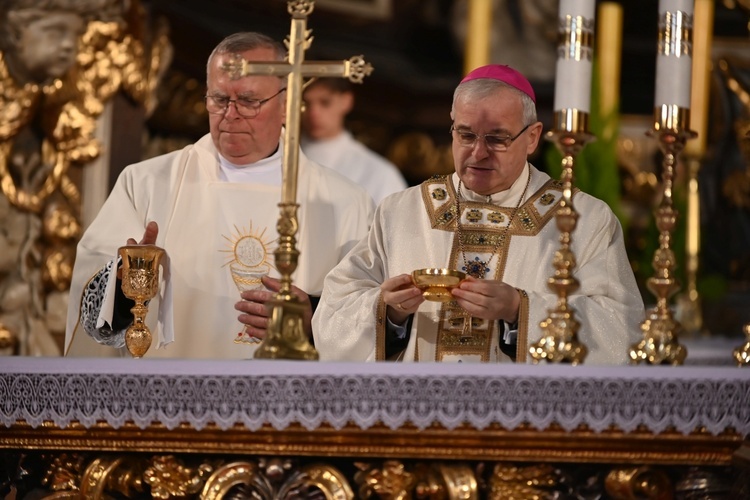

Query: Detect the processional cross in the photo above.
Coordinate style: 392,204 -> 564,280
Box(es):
222,0 -> 373,360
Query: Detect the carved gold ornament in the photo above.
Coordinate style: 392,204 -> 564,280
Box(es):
144,455 -> 210,499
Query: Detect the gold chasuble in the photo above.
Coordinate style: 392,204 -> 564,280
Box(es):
313,164 -> 644,364
415,174 -> 561,362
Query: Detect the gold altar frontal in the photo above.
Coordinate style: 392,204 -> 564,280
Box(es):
1,358 -> 749,498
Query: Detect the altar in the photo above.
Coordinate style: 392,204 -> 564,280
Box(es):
2,357 -> 749,498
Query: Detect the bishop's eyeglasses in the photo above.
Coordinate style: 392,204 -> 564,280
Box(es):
205,88 -> 286,118
450,123 -> 531,152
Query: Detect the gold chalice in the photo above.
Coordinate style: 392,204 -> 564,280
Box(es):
118,245 -> 165,358
411,268 -> 466,302
231,263 -> 270,344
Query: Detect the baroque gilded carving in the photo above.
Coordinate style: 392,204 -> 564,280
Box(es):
31,454 -> 354,500
1,450 -> 746,500
0,0 -> 172,356
487,463 -> 561,500
604,465 -> 673,499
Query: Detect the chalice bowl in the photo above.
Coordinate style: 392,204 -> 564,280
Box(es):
231,263 -> 270,344
118,245 -> 165,358
412,268 -> 466,302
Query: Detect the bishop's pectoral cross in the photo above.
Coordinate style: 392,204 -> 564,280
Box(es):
222,0 -> 373,360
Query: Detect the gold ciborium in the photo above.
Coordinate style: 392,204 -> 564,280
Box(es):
118,245 -> 165,358
412,268 -> 466,302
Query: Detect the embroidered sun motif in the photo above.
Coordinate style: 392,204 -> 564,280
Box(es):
221,223 -> 275,268
221,222 -> 276,290
221,223 -> 276,345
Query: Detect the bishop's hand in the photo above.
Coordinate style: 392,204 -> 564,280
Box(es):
382,274 -> 424,325
451,276 -> 520,324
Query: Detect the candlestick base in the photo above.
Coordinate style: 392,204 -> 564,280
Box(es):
733,323 -> 750,367
254,203 -> 318,361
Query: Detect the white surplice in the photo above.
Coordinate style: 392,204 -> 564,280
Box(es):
65,133 -> 373,359
301,131 -> 408,205
312,164 -> 645,364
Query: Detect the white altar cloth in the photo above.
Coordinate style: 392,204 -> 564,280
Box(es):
2,357 -> 748,436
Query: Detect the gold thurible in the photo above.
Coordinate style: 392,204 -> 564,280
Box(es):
529,109 -> 594,365
629,105 -> 695,365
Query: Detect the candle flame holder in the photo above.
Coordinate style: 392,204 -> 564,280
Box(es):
529,109 -> 593,365
629,105 -> 695,365
118,245 -> 165,358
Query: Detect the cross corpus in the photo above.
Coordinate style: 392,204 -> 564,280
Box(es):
222,0 -> 373,360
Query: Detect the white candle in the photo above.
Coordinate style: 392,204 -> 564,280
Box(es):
654,0 -> 694,109
554,0 -> 596,113
597,2 -> 623,120
685,0 -> 714,157
464,0 -> 493,75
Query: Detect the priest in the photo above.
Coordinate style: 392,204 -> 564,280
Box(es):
64,32 -> 373,359
312,65 -> 644,364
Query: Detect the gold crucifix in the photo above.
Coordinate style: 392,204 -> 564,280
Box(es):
222,0 -> 373,360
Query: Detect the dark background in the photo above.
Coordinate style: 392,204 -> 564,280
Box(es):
143,0 -> 748,140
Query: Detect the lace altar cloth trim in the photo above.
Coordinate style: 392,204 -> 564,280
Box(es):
1,358 -> 748,435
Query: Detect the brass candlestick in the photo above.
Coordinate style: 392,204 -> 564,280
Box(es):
118,245 -> 165,358
629,105 -> 695,365
530,109 -> 593,365
734,323 -> 750,366
254,203 -> 319,360
735,130 -> 750,367
674,155 -> 703,336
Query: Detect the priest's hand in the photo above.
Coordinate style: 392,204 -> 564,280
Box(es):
451,276 -> 520,324
118,221 -> 159,279
235,276 -> 313,340
382,274 -> 424,324
127,221 -> 158,245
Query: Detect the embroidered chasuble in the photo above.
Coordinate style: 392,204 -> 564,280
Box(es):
65,134 -> 373,359
312,164 -> 644,364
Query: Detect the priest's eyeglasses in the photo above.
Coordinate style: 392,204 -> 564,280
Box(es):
205,88 -> 286,118
450,123 -> 531,152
